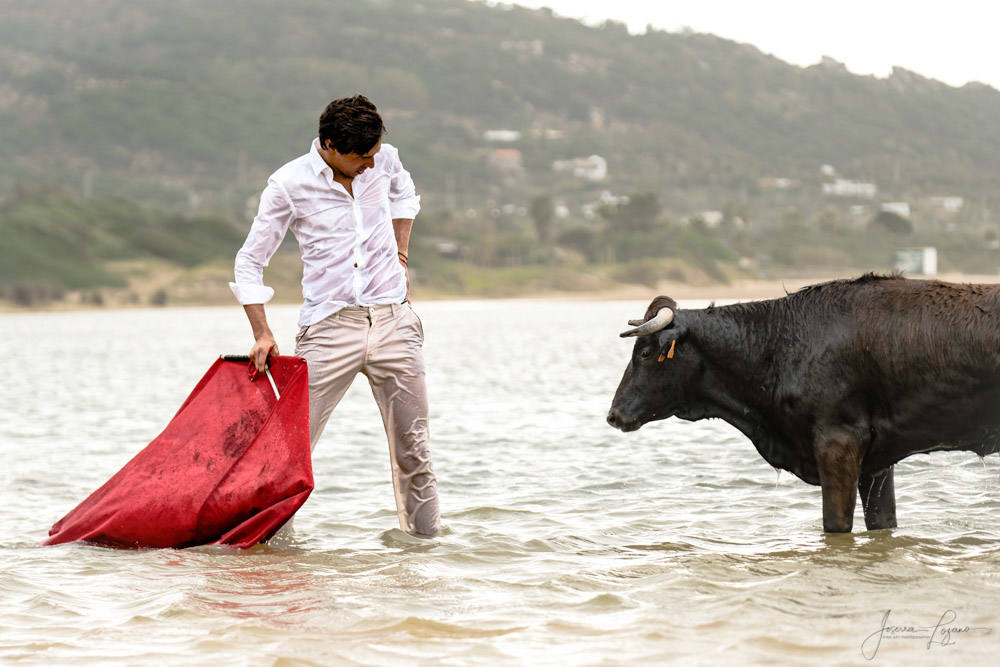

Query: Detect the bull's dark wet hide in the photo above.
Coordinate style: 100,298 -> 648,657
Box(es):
609,274 -> 1000,532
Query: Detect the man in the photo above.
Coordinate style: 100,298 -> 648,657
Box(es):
229,95 -> 439,537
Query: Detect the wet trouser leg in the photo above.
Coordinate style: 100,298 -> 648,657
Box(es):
292,303 -> 439,537
273,311 -> 362,539
296,313 -> 365,451
363,303 -> 440,537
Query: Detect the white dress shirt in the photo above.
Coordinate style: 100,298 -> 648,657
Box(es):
230,139 -> 420,326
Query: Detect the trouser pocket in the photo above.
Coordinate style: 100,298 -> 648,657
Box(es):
407,305 -> 424,342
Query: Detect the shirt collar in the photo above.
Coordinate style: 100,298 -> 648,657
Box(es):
309,138 -> 331,176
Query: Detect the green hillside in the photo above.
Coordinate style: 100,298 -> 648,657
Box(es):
2,0 -> 999,303
2,0 -> 998,213
0,185 -> 245,304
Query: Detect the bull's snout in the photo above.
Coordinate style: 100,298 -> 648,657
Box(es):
607,408 -> 639,432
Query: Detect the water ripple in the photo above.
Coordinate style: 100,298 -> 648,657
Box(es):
2,302 -> 999,664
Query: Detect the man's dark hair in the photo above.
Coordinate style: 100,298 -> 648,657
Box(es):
318,95 -> 385,155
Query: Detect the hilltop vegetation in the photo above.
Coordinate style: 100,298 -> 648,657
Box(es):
2,0 -> 999,304
3,0 -> 998,212
0,185 -> 245,304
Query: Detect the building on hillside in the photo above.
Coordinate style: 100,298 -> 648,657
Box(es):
698,211 -> 725,228
580,191 -> 628,220
758,177 -> 796,190
598,190 -> 627,206
881,202 -> 911,218
424,237 -> 462,258
531,128 -> 564,140
927,196 -> 964,213
484,129 -> 521,143
822,179 -> 877,199
552,155 -> 607,181
894,247 -> 937,276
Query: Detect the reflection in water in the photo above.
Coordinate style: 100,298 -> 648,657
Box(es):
185,560 -> 327,622
1,302 -> 999,664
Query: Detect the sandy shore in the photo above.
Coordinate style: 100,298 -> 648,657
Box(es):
424,272 -> 1000,303
4,272 -> 999,314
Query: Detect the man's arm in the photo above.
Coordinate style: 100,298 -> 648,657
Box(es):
231,179 -> 295,370
393,217 -> 414,300
244,303 -> 278,372
387,144 -> 419,301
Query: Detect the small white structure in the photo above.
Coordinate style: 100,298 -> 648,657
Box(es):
820,164 -> 837,176
699,211 -> 724,228
484,129 -> 521,143
822,179 -> 877,199
598,190 -> 627,206
425,237 -> 461,257
894,247 -> 937,276
881,202 -> 911,218
758,177 -> 796,189
531,128 -> 564,140
552,155 -> 607,181
928,196 -> 964,213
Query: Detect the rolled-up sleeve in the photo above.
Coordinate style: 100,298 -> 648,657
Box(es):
229,179 -> 296,304
387,146 -> 421,219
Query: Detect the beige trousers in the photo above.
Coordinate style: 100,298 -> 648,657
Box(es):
294,302 -> 440,536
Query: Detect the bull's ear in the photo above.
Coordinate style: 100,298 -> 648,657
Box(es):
655,327 -> 685,361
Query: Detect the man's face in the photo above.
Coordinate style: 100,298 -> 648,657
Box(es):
327,140 -> 381,178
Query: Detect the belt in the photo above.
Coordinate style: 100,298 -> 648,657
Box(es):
337,301 -> 406,323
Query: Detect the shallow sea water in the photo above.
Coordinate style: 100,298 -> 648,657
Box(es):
1,300 -> 999,665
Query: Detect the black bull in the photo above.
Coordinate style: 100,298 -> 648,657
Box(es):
607,274 -> 1000,533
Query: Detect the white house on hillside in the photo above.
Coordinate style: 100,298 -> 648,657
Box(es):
552,155 -> 607,181
881,202 -> 911,218
822,179 -> 877,198
484,129 -> 521,143
928,196 -> 964,213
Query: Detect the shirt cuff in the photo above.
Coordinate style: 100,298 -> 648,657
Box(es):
390,196 -> 421,220
229,282 -> 275,305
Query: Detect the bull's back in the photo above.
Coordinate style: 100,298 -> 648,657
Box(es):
851,279 -> 1000,377
843,279 -> 1000,465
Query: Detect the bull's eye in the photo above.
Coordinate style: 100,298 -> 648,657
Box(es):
639,348 -> 652,361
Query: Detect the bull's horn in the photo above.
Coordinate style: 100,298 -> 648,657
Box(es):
620,308 -> 674,337
627,319 -> 644,326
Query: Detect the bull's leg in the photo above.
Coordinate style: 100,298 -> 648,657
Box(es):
858,466 -> 897,530
815,435 -> 862,533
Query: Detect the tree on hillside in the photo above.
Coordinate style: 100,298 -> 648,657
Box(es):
529,194 -> 554,242
870,210 -> 913,235
600,192 -> 662,233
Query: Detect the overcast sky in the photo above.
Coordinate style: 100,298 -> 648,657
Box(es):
493,0 -> 999,90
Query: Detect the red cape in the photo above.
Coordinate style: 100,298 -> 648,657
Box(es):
45,356 -> 312,549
